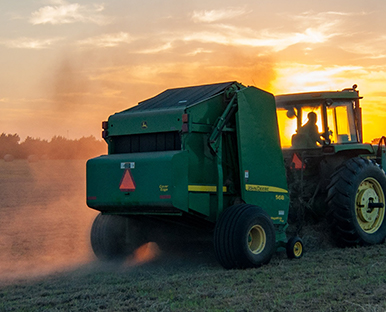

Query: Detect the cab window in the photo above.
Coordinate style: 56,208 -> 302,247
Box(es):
327,102 -> 358,143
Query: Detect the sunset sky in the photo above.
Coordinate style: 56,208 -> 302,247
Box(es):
1,0 -> 385,143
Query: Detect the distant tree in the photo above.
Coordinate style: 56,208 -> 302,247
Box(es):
371,137 -> 386,145
0,133 -> 106,160
47,135 -> 106,159
371,138 -> 380,144
71,136 -> 105,159
48,136 -> 73,159
19,136 -> 49,158
0,133 -> 20,158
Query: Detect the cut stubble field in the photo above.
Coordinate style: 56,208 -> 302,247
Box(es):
1,160 -> 386,311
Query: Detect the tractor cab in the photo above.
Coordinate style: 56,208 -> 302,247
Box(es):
275,85 -> 363,149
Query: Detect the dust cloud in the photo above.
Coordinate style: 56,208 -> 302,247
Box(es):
124,242 -> 161,267
0,159 -> 97,282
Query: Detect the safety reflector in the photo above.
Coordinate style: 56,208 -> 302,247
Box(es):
291,153 -> 305,170
119,169 -> 136,192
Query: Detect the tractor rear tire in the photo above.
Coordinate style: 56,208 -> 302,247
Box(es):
90,213 -> 146,262
327,158 -> 386,246
214,204 -> 276,269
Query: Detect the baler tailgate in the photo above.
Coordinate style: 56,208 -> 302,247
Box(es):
87,150 -> 188,212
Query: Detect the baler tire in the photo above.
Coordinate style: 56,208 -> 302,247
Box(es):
214,204 -> 276,269
327,158 -> 386,246
286,236 -> 304,259
90,213 -> 145,262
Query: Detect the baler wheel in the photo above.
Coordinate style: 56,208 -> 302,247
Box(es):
90,213 -> 146,262
327,158 -> 386,246
286,236 -> 304,259
214,204 -> 276,269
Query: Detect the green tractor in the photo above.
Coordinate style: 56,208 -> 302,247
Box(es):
86,82 -> 386,269
275,85 -> 386,246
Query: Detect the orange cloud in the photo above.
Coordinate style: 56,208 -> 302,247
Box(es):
191,7 -> 250,23
30,1 -> 109,25
1,37 -> 62,49
78,32 -> 133,48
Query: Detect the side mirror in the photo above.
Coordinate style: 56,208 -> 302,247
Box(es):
286,108 -> 297,119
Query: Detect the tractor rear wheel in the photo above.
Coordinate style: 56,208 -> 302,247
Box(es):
327,158 -> 386,246
90,213 -> 146,262
214,204 -> 276,269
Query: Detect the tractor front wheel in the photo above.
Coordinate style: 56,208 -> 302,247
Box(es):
214,204 -> 276,269
327,158 -> 386,246
286,236 -> 304,259
90,213 -> 147,262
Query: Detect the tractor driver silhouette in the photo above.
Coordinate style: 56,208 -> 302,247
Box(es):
292,112 -> 323,148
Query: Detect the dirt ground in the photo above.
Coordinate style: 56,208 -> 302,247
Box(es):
0,159 -> 99,281
2,159 -> 386,311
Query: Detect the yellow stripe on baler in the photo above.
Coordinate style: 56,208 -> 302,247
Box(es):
188,185 -> 227,192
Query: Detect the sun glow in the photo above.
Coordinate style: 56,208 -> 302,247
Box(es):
277,109 -> 297,148
272,64 -> 364,94
272,63 -> 386,143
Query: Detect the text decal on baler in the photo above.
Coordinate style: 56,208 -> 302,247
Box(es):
245,184 -> 288,193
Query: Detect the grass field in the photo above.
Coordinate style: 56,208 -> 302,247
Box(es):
1,160 -> 386,311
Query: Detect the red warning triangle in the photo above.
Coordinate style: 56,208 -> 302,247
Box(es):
119,169 -> 136,192
291,153 -> 305,170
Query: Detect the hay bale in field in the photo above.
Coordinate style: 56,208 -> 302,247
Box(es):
4,154 -> 14,162
27,155 -> 39,163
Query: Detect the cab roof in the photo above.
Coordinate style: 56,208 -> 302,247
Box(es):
275,87 -> 361,108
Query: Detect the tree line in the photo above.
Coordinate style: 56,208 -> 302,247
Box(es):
2,132 -> 383,161
0,133 -> 106,160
